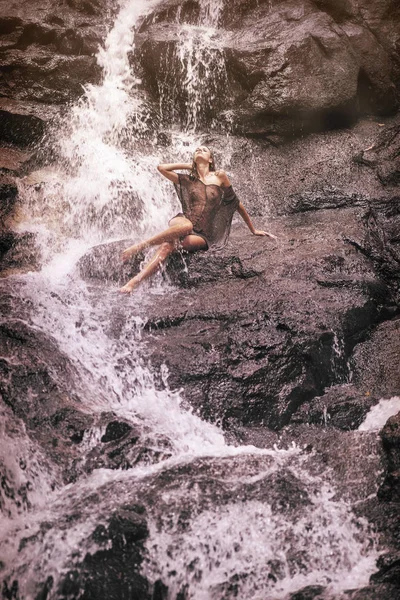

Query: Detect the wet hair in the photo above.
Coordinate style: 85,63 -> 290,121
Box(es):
190,146 -> 216,180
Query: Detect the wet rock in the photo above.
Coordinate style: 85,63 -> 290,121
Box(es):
0,147 -> 33,173
345,196 -> 400,300
0,181 -> 18,232
354,121 -> 400,187
352,317 -> 400,399
100,420 -> 133,443
58,507 -> 150,600
139,0 -> 399,136
0,317 -> 94,469
289,585 -> 326,600
287,187 -> 365,214
0,0 -> 116,105
76,203 -> 392,430
344,583 -> 400,600
277,425 -> 385,505
290,384 -> 379,430
0,231 -> 42,275
82,426 -> 174,473
379,412 -> 400,501
76,238 -> 143,284
371,552 -> 400,586
0,49 -> 102,104
131,208 -> 388,430
0,99 -> 60,147
195,116 -> 399,222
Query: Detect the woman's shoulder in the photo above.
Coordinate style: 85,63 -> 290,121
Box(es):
215,169 -> 231,187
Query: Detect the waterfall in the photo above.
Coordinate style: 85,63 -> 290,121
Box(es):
158,0 -> 228,132
0,1 -> 383,598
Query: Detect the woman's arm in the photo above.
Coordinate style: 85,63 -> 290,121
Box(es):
157,162 -> 192,184
237,202 -> 277,239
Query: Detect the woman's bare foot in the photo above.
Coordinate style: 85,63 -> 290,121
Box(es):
121,243 -> 145,262
119,276 -> 140,293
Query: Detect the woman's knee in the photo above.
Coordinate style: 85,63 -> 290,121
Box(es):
159,241 -> 175,256
170,217 -> 193,236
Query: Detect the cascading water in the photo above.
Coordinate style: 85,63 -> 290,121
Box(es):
0,1 -> 385,598
158,0 -> 228,132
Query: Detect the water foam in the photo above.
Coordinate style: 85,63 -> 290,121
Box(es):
358,396 -> 400,431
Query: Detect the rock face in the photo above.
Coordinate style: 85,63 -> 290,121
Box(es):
137,0 -> 400,136
0,0 -> 117,146
0,0 -> 114,102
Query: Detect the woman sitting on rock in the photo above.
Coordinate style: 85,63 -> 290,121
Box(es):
120,146 -> 276,293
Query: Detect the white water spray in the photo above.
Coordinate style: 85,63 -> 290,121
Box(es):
0,0 -> 383,597
158,0 -> 228,131
20,0 -> 175,259
359,396 -> 400,431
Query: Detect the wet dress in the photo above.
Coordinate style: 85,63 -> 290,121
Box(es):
173,173 -> 240,249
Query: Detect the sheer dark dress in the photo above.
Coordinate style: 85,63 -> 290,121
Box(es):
173,173 -> 240,249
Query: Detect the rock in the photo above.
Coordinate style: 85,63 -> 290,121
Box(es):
0,98 -> 62,147
0,0 -> 117,107
4,453 -> 325,600
0,317 -> 94,470
290,384 -> 379,429
0,48 -> 102,103
82,429 -> 173,473
289,585 -> 326,600
0,147 -> 33,173
352,318 -> 400,399
277,425 -> 385,504
0,180 -> 20,267
287,187 -> 365,213
139,0 -> 399,136
372,552 -> 400,586
344,196 -> 400,300
354,121 -> 400,187
79,206 -> 389,430
379,411 -> 400,501
100,420 -> 133,443
0,231 -> 42,275
76,239 -> 144,284
344,583 -> 400,600
58,507 -> 150,600
0,181 -> 18,227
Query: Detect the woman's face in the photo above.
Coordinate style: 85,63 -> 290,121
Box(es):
194,146 -> 212,164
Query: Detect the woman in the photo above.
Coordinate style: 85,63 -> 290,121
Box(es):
119,146 -> 276,293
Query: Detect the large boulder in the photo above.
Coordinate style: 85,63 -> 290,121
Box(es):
0,318 -> 94,466
78,204 -> 390,430
137,0 -> 399,137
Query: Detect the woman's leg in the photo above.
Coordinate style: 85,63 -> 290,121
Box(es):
121,217 -> 193,262
119,234 -> 207,294
119,241 -> 176,293
180,234 -> 208,252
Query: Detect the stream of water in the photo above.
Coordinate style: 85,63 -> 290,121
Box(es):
0,1 -> 387,598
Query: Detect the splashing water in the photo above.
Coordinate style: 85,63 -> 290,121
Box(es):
144,494 -> 376,600
19,0 -> 176,259
358,396 -> 400,431
158,0 -> 228,131
0,0 -> 382,598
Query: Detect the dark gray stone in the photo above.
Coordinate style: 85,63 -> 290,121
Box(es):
137,0 -> 400,136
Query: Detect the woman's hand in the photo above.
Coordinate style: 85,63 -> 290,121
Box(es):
253,229 -> 278,240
